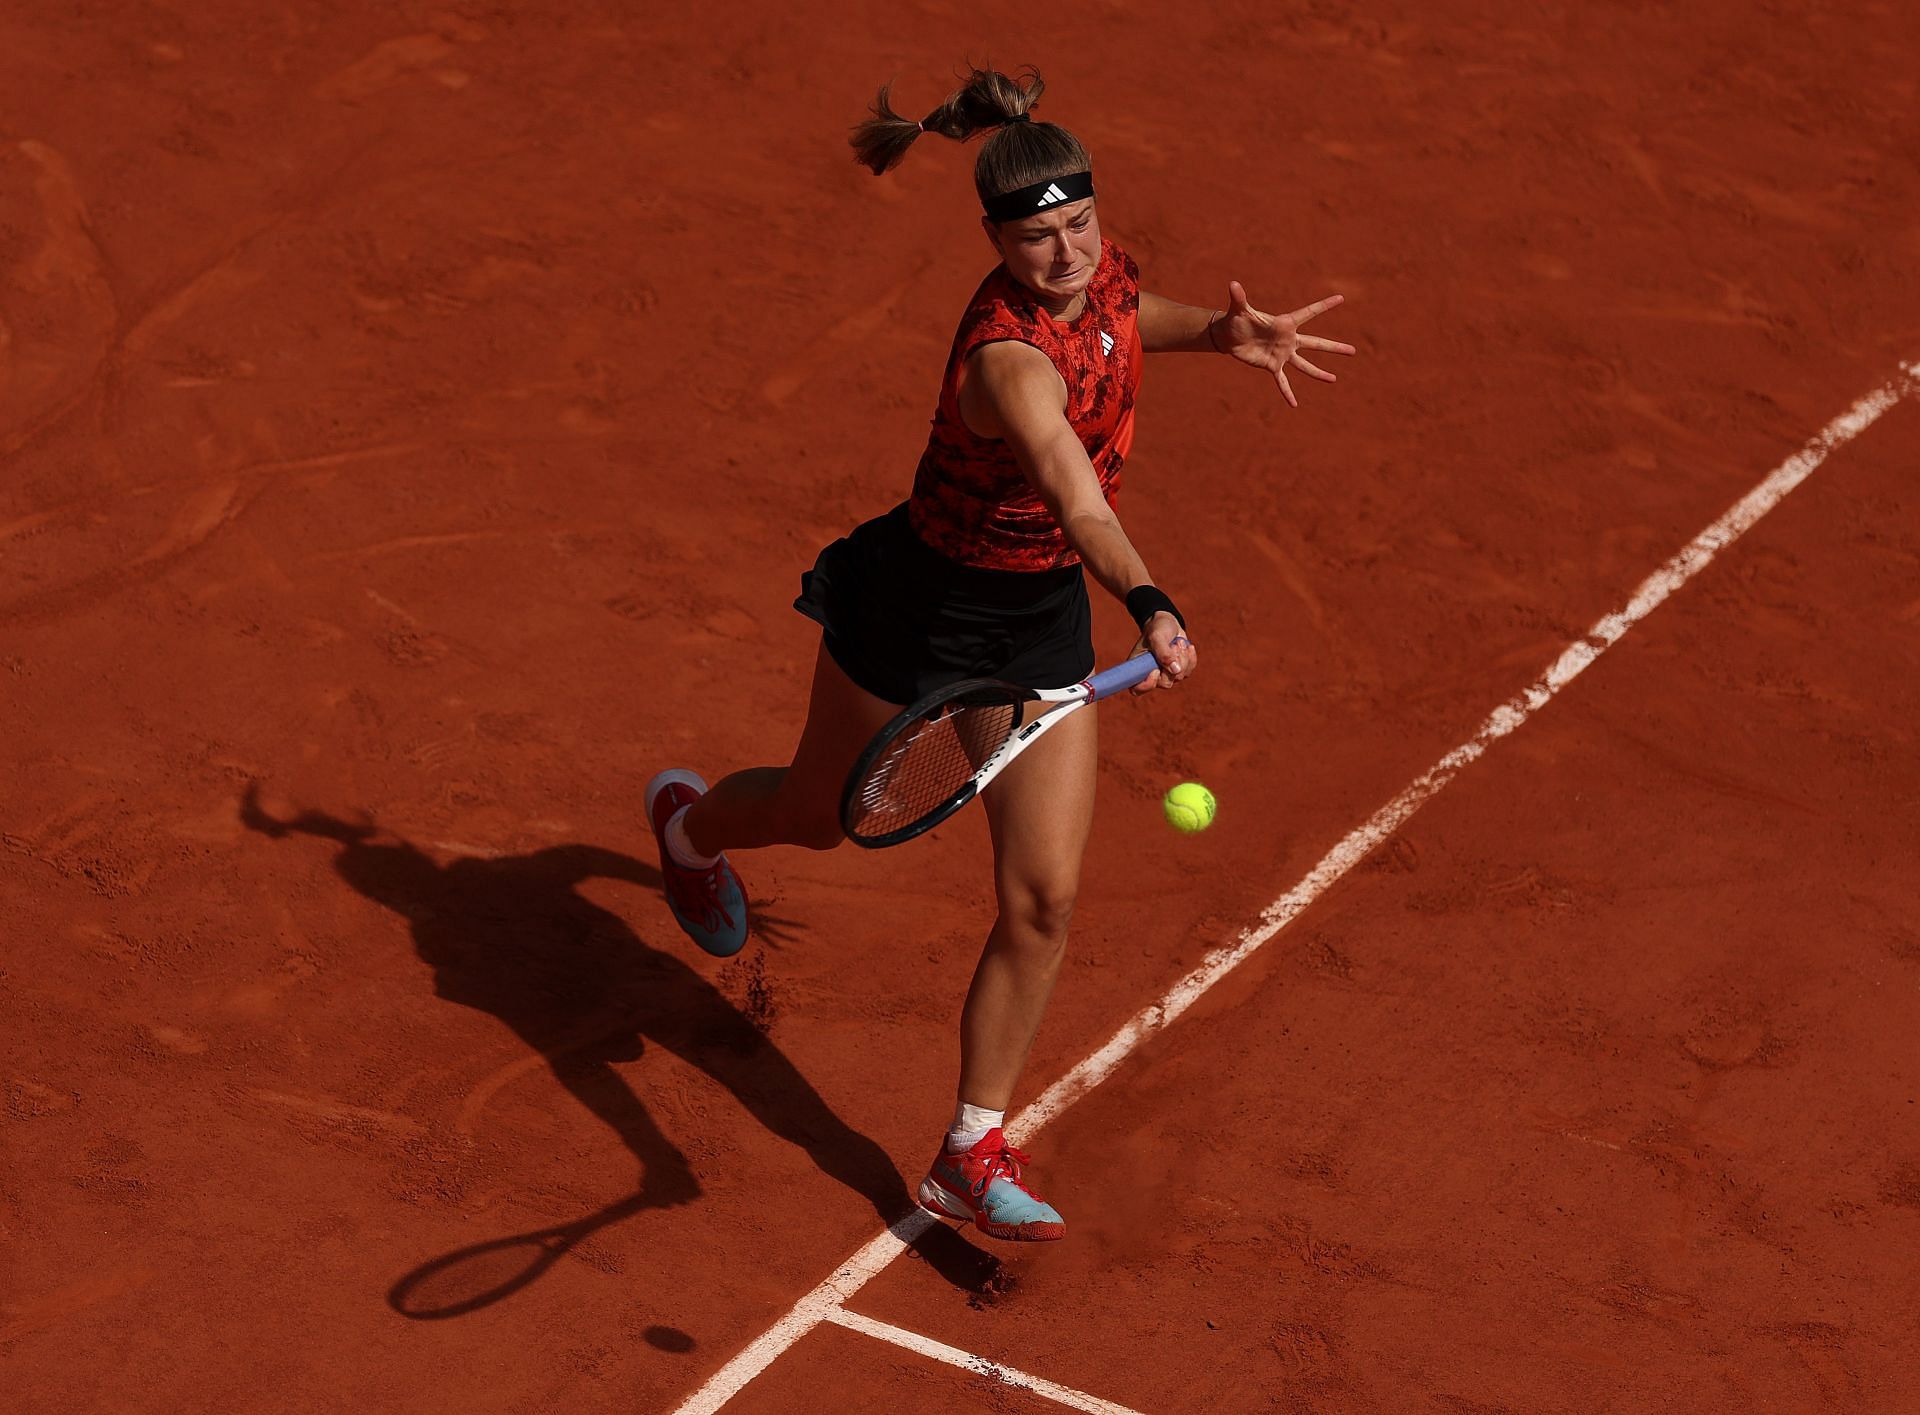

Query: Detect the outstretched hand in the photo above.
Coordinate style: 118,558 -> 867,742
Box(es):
1212,282 -> 1355,408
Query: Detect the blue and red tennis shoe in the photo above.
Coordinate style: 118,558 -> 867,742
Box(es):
644,769 -> 749,957
917,1127 -> 1065,1242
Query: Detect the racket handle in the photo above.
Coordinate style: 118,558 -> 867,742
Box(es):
1085,651 -> 1160,701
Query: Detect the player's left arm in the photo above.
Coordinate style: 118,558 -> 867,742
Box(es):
1137,286 -> 1356,408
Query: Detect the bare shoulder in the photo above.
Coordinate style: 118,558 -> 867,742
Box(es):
960,339 -> 1065,436
968,337 -> 1060,387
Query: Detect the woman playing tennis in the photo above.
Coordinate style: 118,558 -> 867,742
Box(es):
645,67 -> 1352,1242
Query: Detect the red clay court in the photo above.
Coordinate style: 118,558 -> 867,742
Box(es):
5,4 -> 1918,1411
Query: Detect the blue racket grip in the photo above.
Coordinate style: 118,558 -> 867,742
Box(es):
1084,651 -> 1160,701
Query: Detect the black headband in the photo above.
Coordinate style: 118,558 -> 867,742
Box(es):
982,170 -> 1095,224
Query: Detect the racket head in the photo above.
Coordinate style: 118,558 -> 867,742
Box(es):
841,677 -> 1034,848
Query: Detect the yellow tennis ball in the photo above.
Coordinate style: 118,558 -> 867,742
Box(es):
1162,782 -> 1216,834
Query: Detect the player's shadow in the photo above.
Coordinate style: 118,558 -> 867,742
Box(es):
239,787 -> 1001,1316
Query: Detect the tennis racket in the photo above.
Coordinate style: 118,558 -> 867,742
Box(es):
841,651 -> 1159,848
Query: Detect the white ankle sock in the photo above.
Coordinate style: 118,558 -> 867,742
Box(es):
664,805 -> 719,870
946,1102 -> 1005,1153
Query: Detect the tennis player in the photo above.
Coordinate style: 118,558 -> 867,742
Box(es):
645,67 -> 1351,1241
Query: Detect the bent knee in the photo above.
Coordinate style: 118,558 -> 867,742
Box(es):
999,885 -> 1078,944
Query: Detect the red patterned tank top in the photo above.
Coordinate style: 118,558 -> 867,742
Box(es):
907,239 -> 1142,572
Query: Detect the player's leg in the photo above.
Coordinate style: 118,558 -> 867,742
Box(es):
682,640 -> 898,854
964,704 -> 1097,1106
644,640 -> 897,956
917,704 -> 1096,1241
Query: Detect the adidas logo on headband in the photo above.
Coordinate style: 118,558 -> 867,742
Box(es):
982,170 -> 1096,223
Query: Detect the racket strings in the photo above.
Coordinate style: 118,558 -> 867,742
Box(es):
847,698 -> 1021,839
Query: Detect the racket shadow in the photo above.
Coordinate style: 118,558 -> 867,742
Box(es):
240,787 -> 1000,1313
387,1190 -> 650,1320
385,1193 -> 1004,1321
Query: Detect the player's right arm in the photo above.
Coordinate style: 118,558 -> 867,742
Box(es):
958,339 -> 1195,690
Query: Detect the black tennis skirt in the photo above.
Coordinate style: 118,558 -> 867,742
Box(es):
793,502 -> 1094,706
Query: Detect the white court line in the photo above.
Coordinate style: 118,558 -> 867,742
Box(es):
673,361 -> 1918,1415
823,1307 -> 1149,1415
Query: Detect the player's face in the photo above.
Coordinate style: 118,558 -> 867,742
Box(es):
985,198 -> 1101,306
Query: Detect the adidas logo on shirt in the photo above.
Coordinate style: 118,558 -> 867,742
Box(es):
1034,183 -> 1070,208
1099,330 -> 1115,356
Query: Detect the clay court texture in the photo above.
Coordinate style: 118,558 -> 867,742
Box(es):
4,3 -> 1919,1411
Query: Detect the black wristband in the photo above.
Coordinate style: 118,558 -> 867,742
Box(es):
1125,585 -> 1186,631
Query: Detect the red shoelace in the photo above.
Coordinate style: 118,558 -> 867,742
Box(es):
972,1140 -> 1033,1196
669,860 -> 736,931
